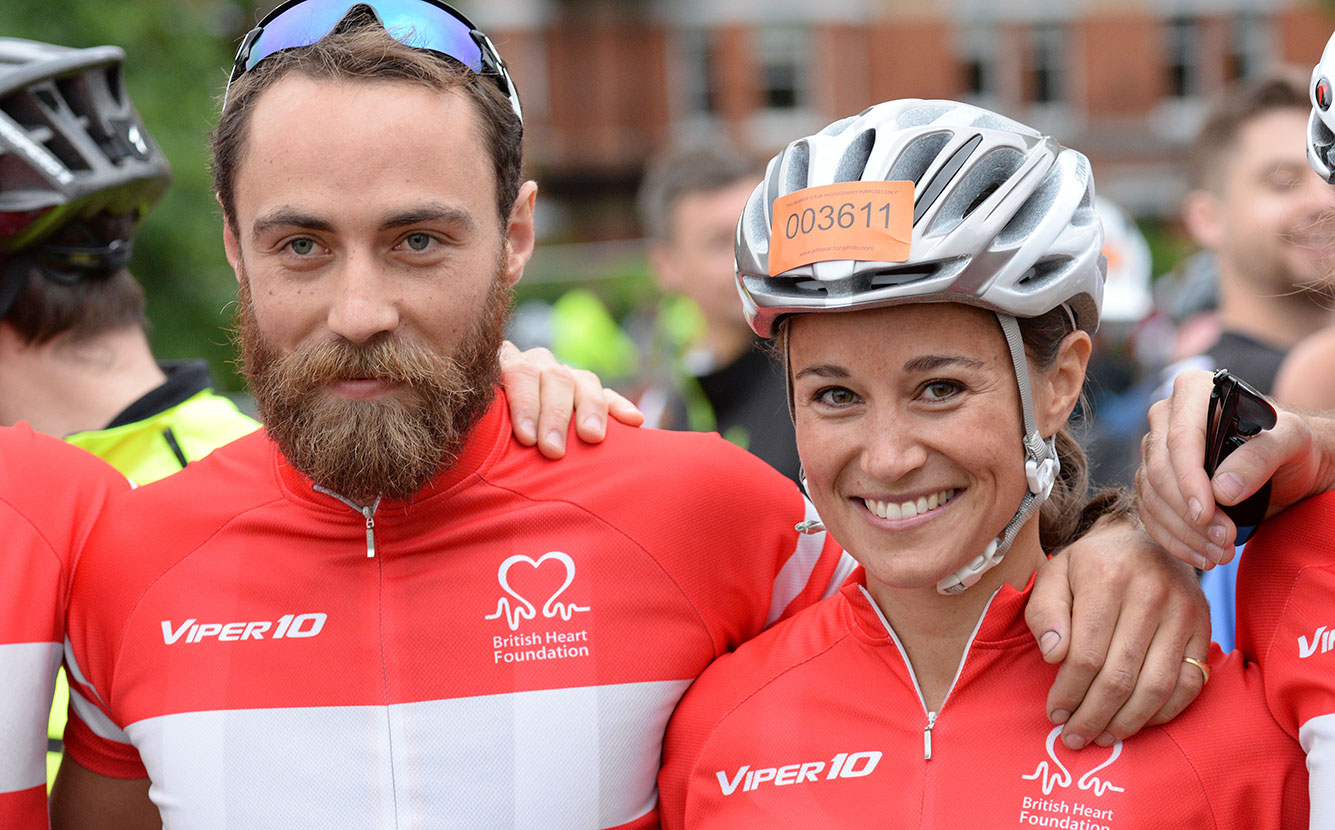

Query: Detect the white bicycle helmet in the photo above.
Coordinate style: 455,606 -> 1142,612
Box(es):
1308,31 -> 1335,182
740,99 -> 1105,594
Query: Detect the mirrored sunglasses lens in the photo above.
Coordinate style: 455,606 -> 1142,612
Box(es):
246,0 -> 483,73
246,0 -> 354,71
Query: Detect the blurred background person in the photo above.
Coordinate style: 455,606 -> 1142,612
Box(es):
1082,196 -> 1159,488
0,35 -> 260,795
1159,70 -> 1335,396
634,141 -> 801,484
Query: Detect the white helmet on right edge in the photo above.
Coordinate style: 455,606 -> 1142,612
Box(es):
739,99 -> 1105,596
1308,31 -> 1335,183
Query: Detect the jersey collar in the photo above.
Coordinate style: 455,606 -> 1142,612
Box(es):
272,387 -> 507,514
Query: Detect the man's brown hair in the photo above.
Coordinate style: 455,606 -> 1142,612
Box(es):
212,22 -> 523,231
1188,69 -> 1309,191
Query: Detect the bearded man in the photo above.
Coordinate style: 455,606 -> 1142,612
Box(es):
52,4 -> 1212,829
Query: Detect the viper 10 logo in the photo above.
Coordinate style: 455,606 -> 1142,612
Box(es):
160,613 -> 327,645
715,751 -> 882,795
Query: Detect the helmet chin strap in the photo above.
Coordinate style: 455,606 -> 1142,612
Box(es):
937,313 -> 1059,595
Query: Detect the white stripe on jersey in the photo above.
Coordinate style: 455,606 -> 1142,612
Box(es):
766,496 -> 835,626
69,686 -> 131,744
125,678 -> 693,829
0,641 -> 60,792
64,635 -> 109,706
1300,711 -> 1335,830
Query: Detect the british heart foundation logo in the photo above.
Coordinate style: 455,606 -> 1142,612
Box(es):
1021,725 -> 1126,797
484,552 -> 591,631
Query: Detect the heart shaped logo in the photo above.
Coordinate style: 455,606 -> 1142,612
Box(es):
485,551 -> 590,631
1021,725 -> 1125,797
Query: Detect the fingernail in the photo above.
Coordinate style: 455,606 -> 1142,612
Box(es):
1215,472 -> 1243,503
1188,498 -> 1203,523
1050,709 -> 1070,725
1190,552 -> 1210,570
519,418 -> 536,441
545,429 -> 564,448
1039,631 -> 1061,655
1063,732 -> 1086,750
1207,524 -> 1226,545
582,416 -> 602,434
1205,543 -> 1227,563
1095,732 -> 1115,748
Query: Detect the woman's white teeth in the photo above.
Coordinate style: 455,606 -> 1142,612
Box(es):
864,489 -> 955,520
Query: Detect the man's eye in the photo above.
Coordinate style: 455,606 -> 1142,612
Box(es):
289,238 -> 316,255
405,233 -> 433,251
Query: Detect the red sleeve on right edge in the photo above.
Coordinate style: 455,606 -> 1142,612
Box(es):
1237,491 -> 1335,739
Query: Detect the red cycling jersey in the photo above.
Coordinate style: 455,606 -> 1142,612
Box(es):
63,393 -> 853,829
1237,490 -> 1335,830
660,569 -> 1306,830
0,424 -> 127,830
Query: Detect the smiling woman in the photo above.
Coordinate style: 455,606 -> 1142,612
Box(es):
656,99 -> 1309,829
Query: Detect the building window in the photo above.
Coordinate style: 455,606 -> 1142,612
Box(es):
679,28 -> 717,116
1227,13 -> 1271,82
755,25 -> 808,112
1027,22 -> 1064,105
1165,17 -> 1203,99
959,24 -> 1001,107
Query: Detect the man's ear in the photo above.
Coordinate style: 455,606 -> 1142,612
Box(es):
1181,189 -> 1224,251
1038,330 -> 1092,437
502,181 -> 539,288
218,194 -> 242,282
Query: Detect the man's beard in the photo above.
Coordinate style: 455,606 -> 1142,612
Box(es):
234,270 -> 510,504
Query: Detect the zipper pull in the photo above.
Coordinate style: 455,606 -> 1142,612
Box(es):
363,505 -> 376,558
924,712 -> 937,760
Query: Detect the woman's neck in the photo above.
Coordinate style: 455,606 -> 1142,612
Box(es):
865,524 -> 1047,712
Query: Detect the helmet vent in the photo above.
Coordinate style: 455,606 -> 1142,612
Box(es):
927,146 -> 1024,238
996,163 -> 1061,246
1015,255 -> 1072,293
835,129 -> 875,183
0,92 -> 90,173
868,266 -> 939,287
896,105 -> 951,128
886,130 -> 949,186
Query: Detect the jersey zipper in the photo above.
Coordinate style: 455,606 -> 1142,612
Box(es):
924,711 -> 937,760
856,584 -> 1002,762
313,486 -> 382,558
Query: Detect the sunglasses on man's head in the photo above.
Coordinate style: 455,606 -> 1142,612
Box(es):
224,0 -> 522,121
1204,368 -> 1277,545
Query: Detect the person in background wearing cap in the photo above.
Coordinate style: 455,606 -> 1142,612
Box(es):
658,97 -> 1304,829
1135,30 -> 1335,829
52,3 -> 1212,827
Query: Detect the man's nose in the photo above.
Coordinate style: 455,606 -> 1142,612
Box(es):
325,254 -> 400,344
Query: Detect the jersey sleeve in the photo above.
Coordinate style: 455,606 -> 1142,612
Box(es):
627,430 -> 854,656
0,425 -> 129,824
61,495 -> 150,779
1236,491 -> 1335,830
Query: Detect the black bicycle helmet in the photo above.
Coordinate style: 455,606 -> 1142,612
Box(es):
0,38 -> 170,316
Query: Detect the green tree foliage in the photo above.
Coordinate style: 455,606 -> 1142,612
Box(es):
5,0 -> 264,390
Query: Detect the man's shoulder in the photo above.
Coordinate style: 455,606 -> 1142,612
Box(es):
73,430 -> 284,594
486,419 -> 805,537
0,423 -> 127,530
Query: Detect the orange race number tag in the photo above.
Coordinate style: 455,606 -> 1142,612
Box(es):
768,181 -> 913,276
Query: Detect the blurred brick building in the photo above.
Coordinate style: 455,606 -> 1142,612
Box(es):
465,0 -> 1335,240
